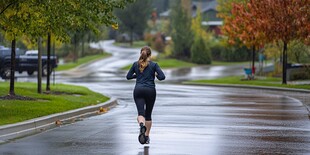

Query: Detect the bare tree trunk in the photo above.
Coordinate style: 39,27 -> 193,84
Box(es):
37,37 -> 42,94
9,38 -> 16,96
46,33 -> 51,92
130,29 -> 133,46
73,33 -> 77,63
52,40 -> 56,86
81,35 -> 85,57
282,42 -> 288,84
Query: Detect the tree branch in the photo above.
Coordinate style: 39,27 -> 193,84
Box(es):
0,1 -> 17,15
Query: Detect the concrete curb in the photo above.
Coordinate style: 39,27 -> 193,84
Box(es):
0,98 -> 118,144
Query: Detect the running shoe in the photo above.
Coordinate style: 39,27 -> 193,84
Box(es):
145,136 -> 150,144
138,123 -> 147,144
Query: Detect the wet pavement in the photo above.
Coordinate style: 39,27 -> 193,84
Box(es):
0,40 -> 310,154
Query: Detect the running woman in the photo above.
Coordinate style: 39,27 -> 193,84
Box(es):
126,46 -> 165,144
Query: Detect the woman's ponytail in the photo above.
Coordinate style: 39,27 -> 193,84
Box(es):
138,46 -> 152,73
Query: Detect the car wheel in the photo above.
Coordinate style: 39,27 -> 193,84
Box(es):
2,67 -> 11,79
42,65 -> 48,76
0,71 -> 4,79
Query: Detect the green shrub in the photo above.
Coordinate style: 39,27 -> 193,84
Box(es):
219,45 -> 251,62
154,34 -> 165,53
171,3 -> 193,59
143,32 -> 166,53
289,67 -> 310,80
209,39 -> 252,62
191,37 -> 211,64
210,43 -> 225,61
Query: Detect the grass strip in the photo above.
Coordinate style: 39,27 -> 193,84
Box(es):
0,82 -> 109,126
212,61 -> 250,66
212,60 -> 272,66
187,76 -> 310,90
122,58 -> 196,70
56,53 -> 110,71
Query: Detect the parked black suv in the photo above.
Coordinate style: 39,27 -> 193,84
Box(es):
0,48 -> 58,79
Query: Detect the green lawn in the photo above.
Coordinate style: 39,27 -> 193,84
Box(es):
113,41 -> 147,48
122,58 -> 196,70
212,60 -> 272,66
56,53 -> 110,71
187,76 -> 310,90
212,61 -> 251,66
0,82 -> 109,126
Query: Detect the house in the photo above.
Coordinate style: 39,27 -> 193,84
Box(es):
159,0 -> 222,35
192,0 -> 223,35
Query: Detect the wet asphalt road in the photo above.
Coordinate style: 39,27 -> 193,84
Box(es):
0,41 -> 310,155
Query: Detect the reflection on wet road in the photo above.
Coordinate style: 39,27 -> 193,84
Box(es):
1,83 -> 309,154
0,40 -> 309,154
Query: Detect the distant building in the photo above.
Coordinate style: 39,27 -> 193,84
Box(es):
193,0 -> 222,35
159,0 -> 222,35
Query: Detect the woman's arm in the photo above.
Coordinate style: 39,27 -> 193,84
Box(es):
126,62 -> 137,80
155,63 -> 165,81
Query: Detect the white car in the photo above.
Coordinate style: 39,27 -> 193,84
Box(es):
25,50 -> 38,56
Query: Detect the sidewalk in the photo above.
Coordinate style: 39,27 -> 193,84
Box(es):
288,80 -> 310,85
0,98 -> 118,144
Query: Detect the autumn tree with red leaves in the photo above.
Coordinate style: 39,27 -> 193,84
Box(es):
222,1 -> 266,76
250,0 -> 309,84
222,0 -> 309,84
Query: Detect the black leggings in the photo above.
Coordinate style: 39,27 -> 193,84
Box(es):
133,87 -> 156,121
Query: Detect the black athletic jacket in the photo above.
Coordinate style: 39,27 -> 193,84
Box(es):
126,61 -> 165,88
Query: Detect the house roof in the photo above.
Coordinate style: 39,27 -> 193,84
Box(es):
192,0 -> 218,17
160,10 -> 170,17
159,0 -> 218,18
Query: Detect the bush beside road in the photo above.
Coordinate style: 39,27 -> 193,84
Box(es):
0,82 -> 109,126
